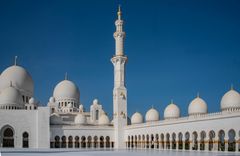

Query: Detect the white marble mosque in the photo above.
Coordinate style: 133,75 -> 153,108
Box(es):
0,6 -> 240,153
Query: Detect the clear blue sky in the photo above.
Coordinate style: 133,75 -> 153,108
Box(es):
0,0 -> 240,118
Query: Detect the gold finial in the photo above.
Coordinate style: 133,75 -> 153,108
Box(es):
117,4 -> 122,20
14,56 -> 18,66
171,99 -> 174,104
151,105 -> 154,109
231,84 -> 234,90
65,72 -> 68,80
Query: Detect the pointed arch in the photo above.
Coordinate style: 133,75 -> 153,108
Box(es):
54,136 -> 60,148
22,132 -> 29,148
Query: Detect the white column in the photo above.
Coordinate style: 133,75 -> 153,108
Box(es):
159,139 -> 162,150
205,137 -> 209,151
197,140 -> 201,151
212,139 -> 217,151
189,136 -> 193,151
235,136 -> 239,152
154,138 -> 157,149
169,139 -> 172,150
225,136 -> 228,152
182,136 -> 185,151
176,140 -> 179,151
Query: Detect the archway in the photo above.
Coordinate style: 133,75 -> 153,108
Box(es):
2,127 -> 14,148
209,130 -> 215,151
94,136 -> 98,148
131,135 -> 134,148
192,131 -> 198,150
61,136 -> 66,148
138,135 -> 141,148
155,134 -> 159,149
166,133 -> 170,149
146,135 -> 150,148
172,133 -> 176,149
142,135 -> 145,148
134,135 -> 137,148
160,133 -> 164,149
185,132 -> 190,150
100,136 -> 104,148
218,130 -> 225,151
87,136 -> 92,148
22,132 -> 29,148
150,134 -> 154,149
54,136 -> 60,148
81,136 -> 86,148
106,136 -> 110,148
228,129 -> 236,151
200,131 -> 206,150
68,136 -> 73,148
75,136 -> 80,148
178,133 -> 183,150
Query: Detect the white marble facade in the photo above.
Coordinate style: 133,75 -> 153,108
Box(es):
0,7 -> 239,153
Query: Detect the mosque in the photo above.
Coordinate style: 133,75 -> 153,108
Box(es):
0,7 -> 240,153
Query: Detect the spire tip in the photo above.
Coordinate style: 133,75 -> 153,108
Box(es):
117,4 -> 122,20
14,56 -> 18,66
197,92 -> 200,98
65,72 -> 68,80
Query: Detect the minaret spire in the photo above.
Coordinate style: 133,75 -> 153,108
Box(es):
114,5 -> 125,56
118,5 -> 122,20
111,5 -> 128,149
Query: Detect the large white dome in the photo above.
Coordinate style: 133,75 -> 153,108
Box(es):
74,113 -> 86,124
131,112 -> 143,124
0,65 -> 33,96
164,103 -> 180,119
145,108 -> 159,122
188,96 -> 207,115
221,89 -> 240,111
98,114 -> 110,125
53,80 -> 80,102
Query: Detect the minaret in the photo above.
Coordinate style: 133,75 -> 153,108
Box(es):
111,5 -> 128,149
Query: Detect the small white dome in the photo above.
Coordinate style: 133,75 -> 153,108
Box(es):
49,97 -> 55,103
188,96 -> 207,115
50,113 -> 62,124
0,86 -> 23,108
145,108 -> 159,122
53,80 -> 80,103
164,103 -> 180,119
29,97 -> 35,104
221,89 -> 240,111
98,114 -> 110,125
131,112 -> 143,124
0,65 -> 34,96
74,113 -> 86,124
